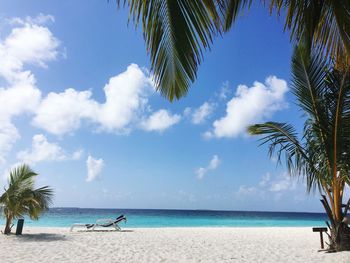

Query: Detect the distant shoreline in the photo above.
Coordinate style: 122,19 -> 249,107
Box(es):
49,207 -> 326,215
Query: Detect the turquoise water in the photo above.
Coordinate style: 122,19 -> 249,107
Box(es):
0,208 -> 328,228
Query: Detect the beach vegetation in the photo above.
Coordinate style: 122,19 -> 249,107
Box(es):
248,44 -> 350,251
0,164 -> 53,234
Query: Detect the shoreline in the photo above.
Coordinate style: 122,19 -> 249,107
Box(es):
1,226 -> 349,262
1,225 -> 327,230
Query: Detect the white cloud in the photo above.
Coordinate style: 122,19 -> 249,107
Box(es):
0,14 -> 181,165
96,64 -> 152,131
259,173 -> 271,187
269,173 -> 296,192
141,109 -> 181,132
86,155 -> 104,182
0,18 -> 59,83
195,155 -> 221,180
0,14 -> 60,163
0,123 -> 19,164
195,167 -> 207,180
17,134 -> 82,165
234,172 -> 297,200
33,64 -> 153,135
32,89 -> 97,135
191,102 -> 214,124
236,185 -> 260,197
206,76 -> 288,138
217,81 -> 231,100
9,14 -> 55,26
209,155 -> 220,170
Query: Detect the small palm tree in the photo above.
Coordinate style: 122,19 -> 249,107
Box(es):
0,164 -> 53,234
248,45 -> 350,251
116,0 -> 350,100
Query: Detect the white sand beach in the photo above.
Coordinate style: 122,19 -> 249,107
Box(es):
0,227 -> 350,263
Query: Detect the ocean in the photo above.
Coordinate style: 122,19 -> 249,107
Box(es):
0,208 -> 328,228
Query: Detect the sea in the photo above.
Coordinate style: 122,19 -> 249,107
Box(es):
0,208 -> 328,228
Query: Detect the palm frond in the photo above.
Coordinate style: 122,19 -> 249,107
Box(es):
326,67 -> 350,181
248,122 -> 306,175
8,164 -> 37,191
248,121 -> 330,192
118,0 -> 222,100
291,44 -> 333,171
219,0 -> 252,31
269,0 -> 350,62
0,164 -> 53,222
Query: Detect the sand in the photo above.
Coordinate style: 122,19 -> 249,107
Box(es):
0,227 -> 350,263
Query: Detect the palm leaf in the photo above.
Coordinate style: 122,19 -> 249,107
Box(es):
248,122 -> 307,176
220,0 -> 252,31
117,0 -> 222,101
291,45 -> 333,173
8,164 -> 37,191
269,0 -> 350,63
326,67 -> 350,183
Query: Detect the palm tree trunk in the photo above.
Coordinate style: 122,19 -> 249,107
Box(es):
4,216 -> 12,235
329,222 -> 350,251
321,195 -> 350,251
334,181 -> 341,221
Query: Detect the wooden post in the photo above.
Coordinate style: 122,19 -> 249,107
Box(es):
312,227 -> 327,249
320,231 -> 324,249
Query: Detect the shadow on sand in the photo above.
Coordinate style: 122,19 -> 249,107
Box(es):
15,233 -> 67,242
75,229 -> 134,233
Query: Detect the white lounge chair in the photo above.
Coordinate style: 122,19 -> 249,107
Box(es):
70,215 -> 126,232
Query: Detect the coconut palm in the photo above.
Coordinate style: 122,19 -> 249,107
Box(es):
248,45 -> 350,251
0,164 -> 53,234
253,1 -> 350,64
116,0 -> 350,101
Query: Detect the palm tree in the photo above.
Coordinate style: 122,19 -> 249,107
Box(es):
0,164 -> 53,234
248,45 -> 350,251
116,0 -> 350,101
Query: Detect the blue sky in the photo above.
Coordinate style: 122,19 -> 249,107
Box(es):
0,0 -> 325,212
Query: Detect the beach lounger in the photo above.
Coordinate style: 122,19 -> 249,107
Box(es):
70,215 -> 127,232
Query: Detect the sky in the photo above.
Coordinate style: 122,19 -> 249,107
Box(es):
0,0 -> 327,212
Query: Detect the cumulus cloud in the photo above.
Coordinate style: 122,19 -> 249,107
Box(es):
206,76 -> 288,138
17,134 -> 82,165
0,14 -> 181,165
0,14 -> 60,163
86,155 -> 104,182
195,155 -> 221,180
33,89 -> 97,135
191,102 -> 214,124
140,109 -> 181,132
0,18 -> 59,82
33,64 -> 152,135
